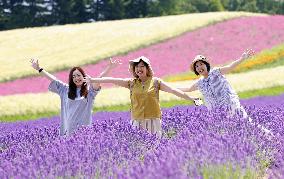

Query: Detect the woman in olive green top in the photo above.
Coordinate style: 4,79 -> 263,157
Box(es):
85,56 -> 200,136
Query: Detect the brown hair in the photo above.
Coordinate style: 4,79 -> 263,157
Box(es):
68,67 -> 88,100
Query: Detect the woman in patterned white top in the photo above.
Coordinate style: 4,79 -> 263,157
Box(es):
179,49 -> 272,135
179,49 -> 254,116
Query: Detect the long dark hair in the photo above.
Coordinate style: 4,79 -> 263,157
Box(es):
68,67 -> 88,100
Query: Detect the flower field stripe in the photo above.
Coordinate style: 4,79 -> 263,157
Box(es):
0,12 -> 255,82
165,43 -> 284,82
1,14 -> 284,96
233,43 -> 284,73
0,96 -> 283,178
2,14 -> 284,96
1,65 -> 284,120
1,85 -> 284,122
161,65 -> 284,97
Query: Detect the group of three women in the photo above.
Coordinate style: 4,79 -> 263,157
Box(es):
31,49 -> 267,137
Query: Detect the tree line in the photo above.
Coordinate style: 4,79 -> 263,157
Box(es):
0,0 -> 283,31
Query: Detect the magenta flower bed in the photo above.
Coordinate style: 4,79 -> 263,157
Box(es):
1,15 -> 284,95
0,94 -> 283,178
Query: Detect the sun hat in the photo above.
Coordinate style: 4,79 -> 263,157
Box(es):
190,55 -> 210,72
129,56 -> 154,77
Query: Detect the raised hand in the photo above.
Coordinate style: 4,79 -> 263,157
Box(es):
97,58 -> 122,78
109,58 -> 122,69
193,98 -> 203,106
30,59 -> 40,71
240,49 -> 255,60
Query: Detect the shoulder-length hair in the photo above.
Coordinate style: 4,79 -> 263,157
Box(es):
130,60 -> 153,78
193,60 -> 211,76
68,67 -> 88,100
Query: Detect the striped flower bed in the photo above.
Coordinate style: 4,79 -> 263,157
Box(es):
2,15 -> 284,95
0,12 -> 254,82
1,66 -> 284,119
234,43 -> 284,72
166,43 -> 284,82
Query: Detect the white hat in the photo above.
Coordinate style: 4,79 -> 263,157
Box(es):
190,55 -> 210,72
129,56 -> 154,78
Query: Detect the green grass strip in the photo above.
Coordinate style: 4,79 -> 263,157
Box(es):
200,163 -> 260,179
1,85 -> 284,122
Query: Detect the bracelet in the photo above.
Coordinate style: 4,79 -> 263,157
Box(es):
38,68 -> 43,73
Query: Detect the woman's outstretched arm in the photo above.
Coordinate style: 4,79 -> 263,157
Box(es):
91,58 -> 122,90
30,59 -> 57,81
177,82 -> 198,92
220,49 -> 254,75
97,58 -> 121,78
85,77 -> 130,88
159,79 -> 201,105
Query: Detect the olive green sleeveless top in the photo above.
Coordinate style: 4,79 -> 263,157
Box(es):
128,77 -> 161,120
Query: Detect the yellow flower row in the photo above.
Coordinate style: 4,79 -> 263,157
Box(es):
164,72 -> 197,82
0,65 -> 283,117
234,44 -> 284,72
0,12 -> 260,82
166,43 -> 284,82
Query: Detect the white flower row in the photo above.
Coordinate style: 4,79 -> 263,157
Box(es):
0,65 -> 282,117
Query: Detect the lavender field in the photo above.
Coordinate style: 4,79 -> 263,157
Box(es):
1,94 -> 283,178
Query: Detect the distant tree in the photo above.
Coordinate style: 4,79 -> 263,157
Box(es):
209,0 -> 225,11
256,0 -> 283,14
72,0 -> 89,22
220,0 -> 230,9
227,0 -> 242,10
0,3 -> 6,30
175,0 -> 198,14
51,0 -> 76,24
88,0 -> 104,21
148,0 -> 178,16
0,0 -> 47,29
0,0 -> 283,31
191,0 -> 210,12
280,1 -> 284,14
239,0 -> 258,12
102,0 -> 126,20
125,0 -> 149,18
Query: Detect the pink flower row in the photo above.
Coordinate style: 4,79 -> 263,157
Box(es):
1,15 -> 284,96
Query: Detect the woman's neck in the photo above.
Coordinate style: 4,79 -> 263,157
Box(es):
203,74 -> 209,78
139,76 -> 148,82
202,71 -> 209,78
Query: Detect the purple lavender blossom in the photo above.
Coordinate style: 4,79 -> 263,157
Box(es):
0,94 -> 283,178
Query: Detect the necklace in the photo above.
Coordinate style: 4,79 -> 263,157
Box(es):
141,81 -> 145,90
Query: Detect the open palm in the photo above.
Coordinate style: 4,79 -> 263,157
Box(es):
241,49 -> 255,60
30,59 -> 40,71
109,58 -> 122,69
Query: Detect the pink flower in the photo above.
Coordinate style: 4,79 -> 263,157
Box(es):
1,16 -> 284,96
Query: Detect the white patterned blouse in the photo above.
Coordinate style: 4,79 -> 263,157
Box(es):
197,68 -> 245,116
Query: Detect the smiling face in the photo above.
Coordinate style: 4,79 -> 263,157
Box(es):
72,69 -> 84,87
134,61 -> 148,78
194,61 -> 209,76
